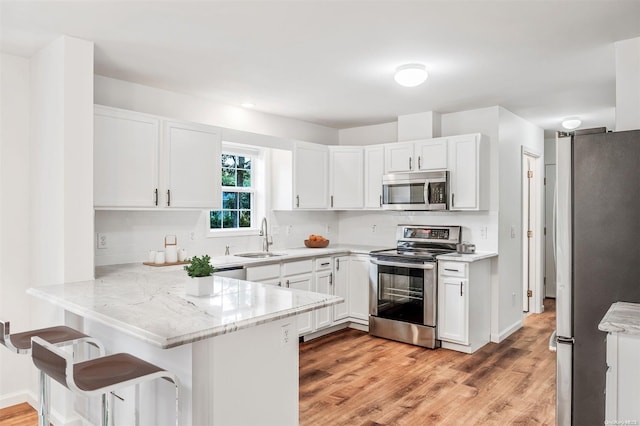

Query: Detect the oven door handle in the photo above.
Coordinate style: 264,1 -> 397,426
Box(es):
370,258 -> 435,270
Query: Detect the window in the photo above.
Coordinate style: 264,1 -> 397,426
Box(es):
210,145 -> 261,231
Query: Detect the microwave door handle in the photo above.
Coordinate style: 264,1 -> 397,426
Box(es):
425,182 -> 430,207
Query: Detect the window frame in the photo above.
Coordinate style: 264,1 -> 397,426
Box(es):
208,143 -> 263,238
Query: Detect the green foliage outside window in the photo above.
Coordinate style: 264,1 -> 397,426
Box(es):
211,154 -> 253,230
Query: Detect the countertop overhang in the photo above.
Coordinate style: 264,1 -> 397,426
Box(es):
27,263 -> 343,349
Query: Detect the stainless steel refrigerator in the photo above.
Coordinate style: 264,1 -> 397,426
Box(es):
554,128 -> 640,425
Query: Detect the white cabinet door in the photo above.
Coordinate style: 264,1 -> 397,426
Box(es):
438,277 -> 468,344
165,121 -> 221,209
333,256 -> 350,322
448,133 -> 488,211
384,142 -> 414,173
348,255 -> 370,323
329,147 -> 364,209
285,273 -> 314,335
315,269 -> 333,329
364,146 -> 384,209
293,142 -> 329,209
94,107 -> 160,207
415,138 -> 447,170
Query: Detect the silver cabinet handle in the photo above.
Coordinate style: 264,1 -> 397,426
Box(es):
329,272 -> 333,285
296,195 -> 300,208
336,258 -> 340,271
167,189 -> 171,206
418,156 -> 421,169
154,188 -> 158,206
370,258 -> 435,270
451,193 -> 455,208
286,279 -> 290,288
460,282 -> 463,296
331,195 -> 334,208
320,262 -> 330,266
444,268 -> 460,272
379,194 -> 382,207
409,157 -> 412,170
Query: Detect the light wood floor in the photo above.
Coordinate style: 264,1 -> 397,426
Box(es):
1,300 -> 555,426
299,298 -> 556,425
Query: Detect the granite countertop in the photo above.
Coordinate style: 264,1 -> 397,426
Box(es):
206,244 -> 387,269
27,263 -> 343,349
436,251 -> 498,262
598,302 -> 640,335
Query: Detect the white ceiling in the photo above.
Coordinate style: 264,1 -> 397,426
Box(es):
2,1 -> 640,136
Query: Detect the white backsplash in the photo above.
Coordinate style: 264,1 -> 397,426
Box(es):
95,209 -> 495,266
94,209 -> 340,265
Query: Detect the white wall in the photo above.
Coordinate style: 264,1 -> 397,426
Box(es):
0,53 -> 33,409
95,75 -> 339,145
338,121 -> 397,145
615,37 -> 640,131
497,107 -> 544,338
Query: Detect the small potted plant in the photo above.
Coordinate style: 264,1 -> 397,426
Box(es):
184,254 -> 216,296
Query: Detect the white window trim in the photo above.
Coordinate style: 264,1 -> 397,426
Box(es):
207,142 -> 264,238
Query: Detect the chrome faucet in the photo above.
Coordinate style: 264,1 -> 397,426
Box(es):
259,217 -> 273,252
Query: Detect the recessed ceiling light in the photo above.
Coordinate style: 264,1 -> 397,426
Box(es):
561,117 -> 582,130
394,64 -> 428,87
241,102 -> 255,108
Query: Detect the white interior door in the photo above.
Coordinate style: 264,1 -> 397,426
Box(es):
545,164 -> 557,298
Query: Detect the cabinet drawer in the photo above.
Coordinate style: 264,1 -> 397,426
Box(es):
315,257 -> 332,271
439,261 -> 467,278
246,263 -> 281,281
282,259 -> 313,276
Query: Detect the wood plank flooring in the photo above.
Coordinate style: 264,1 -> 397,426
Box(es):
1,300 -> 555,425
299,298 -> 556,425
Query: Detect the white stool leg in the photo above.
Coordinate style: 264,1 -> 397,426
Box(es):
38,371 -> 50,426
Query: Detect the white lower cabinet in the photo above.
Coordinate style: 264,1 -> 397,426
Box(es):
245,254 -> 370,339
315,257 -> 334,330
605,332 -> 640,423
348,255 -> 370,324
437,258 -> 491,353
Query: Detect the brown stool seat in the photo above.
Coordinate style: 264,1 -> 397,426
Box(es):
9,326 -> 91,352
1,320 -> 105,426
73,353 -> 166,392
31,336 -> 180,426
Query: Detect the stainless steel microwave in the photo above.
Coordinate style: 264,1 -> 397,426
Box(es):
381,171 -> 449,211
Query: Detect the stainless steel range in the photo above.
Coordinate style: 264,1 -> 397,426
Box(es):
369,225 -> 461,348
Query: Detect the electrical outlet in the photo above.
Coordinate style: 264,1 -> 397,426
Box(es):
190,231 -> 195,241
371,224 -> 377,233
480,226 -> 487,239
281,324 -> 291,345
97,233 -> 108,249
511,225 -> 517,239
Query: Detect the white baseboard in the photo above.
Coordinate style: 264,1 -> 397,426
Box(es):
0,390 -> 36,410
491,318 -> 523,343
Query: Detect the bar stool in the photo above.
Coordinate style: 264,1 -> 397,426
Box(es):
0,320 -> 105,426
31,336 -> 180,426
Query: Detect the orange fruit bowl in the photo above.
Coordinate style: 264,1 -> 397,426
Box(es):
304,239 -> 329,248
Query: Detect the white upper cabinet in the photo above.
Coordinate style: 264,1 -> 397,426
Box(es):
414,138 -> 448,170
94,105 -> 222,210
384,138 -> 448,173
364,145 -> 384,209
448,133 -> 489,211
94,106 -> 160,207
293,142 -> 329,209
384,141 -> 414,172
164,121 -> 221,209
329,146 -> 364,209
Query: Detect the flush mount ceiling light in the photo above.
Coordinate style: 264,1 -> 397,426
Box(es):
394,64 -> 428,87
241,102 -> 255,108
562,117 -> 582,130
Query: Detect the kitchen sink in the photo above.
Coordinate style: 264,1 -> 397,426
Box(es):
235,252 -> 286,258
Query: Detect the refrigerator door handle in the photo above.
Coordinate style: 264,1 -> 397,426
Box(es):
549,330 -> 557,352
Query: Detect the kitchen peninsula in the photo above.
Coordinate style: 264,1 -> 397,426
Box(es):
27,263 -> 343,426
